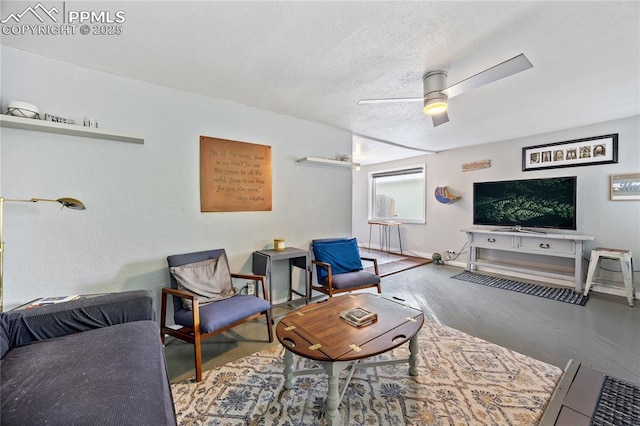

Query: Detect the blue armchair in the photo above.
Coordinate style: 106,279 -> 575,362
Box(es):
161,249 -> 273,382
309,238 -> 382,298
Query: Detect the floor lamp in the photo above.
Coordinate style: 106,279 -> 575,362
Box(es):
0,197 -> 86,311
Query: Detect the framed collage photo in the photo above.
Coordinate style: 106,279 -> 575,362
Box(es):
522,134 -> 618,172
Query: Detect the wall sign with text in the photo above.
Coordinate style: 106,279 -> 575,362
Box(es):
200,136 -> 272,212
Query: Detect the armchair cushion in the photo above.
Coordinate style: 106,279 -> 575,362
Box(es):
174,294 -> 270,334
169,255 -> 237,310
319,270 -> 381,289
312,238 -> 363,281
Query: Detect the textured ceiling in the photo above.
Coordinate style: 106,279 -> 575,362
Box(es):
1,1 -> 638,164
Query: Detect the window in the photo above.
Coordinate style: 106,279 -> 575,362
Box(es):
369,165 -> 426,223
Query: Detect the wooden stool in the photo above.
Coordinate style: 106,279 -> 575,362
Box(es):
584,248 -> 634,306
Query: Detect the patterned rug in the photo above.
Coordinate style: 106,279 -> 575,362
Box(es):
172,321 -> 563,425
452,270 -> 589,306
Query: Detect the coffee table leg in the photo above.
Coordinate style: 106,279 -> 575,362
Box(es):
409,334 -> 419,376
283,349 -> 294,389
319,360 -> 351,426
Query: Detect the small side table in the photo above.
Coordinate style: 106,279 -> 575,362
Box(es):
368,221 -> 403,254
252,247 -> 309,306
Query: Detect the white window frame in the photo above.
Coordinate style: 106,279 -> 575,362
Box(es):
368,164 -> 426,224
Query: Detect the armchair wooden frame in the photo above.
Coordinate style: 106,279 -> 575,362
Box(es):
161,272 -> 273,382
309,256 -> 381,298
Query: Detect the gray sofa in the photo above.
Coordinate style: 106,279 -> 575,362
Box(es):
0,290 -> 176,425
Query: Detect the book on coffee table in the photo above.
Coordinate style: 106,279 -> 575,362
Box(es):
340,307 -> 377,327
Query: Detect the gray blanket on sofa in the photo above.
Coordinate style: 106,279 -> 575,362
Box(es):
0,291 -> 176,426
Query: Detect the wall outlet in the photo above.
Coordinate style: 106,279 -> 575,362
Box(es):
246,282 -> 255,295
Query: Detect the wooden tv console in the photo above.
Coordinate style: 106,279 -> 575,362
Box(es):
464,228 -> 594,292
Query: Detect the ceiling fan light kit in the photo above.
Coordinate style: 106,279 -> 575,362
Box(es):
423,97 -> 448,115
422,71 -> 448,115
359,54 -> 533,127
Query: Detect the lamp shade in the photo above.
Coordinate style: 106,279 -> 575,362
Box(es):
423,97 -> 448,115
56,198 -> 86,210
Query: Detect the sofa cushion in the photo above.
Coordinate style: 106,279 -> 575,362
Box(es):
1,320 -> 176,425
2,290 -> 156,349
0,314 -> 9,359
170,255 -> 237,310
313,238 -> 363,281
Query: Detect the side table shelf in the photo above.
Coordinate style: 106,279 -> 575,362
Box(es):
463,228 -> 594,292
0,114 -> 144,144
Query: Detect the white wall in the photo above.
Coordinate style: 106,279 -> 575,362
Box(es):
0,47 -> 354,310
354,115 -> 640,292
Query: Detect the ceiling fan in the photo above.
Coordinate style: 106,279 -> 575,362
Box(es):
358,54 -> 533,127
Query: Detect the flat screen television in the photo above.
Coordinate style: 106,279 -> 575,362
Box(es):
473,176 -> 577,230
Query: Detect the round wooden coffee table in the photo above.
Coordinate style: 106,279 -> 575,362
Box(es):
276,293 -> 424,426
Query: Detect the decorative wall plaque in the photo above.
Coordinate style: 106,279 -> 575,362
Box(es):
462,159 -> 491,172
200,136 -> 272,212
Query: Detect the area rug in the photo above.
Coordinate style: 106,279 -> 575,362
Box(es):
171,321 -> 562,425
362,250 -> 431,277
591,376 -> 640,426
451,270 -> 589,306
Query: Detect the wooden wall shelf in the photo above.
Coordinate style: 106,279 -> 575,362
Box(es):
297,156 -> 359,169
0,114 -> 144,144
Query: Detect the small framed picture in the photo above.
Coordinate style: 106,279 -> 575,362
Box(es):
611,173 -> 640,201
522,134 -> 618,171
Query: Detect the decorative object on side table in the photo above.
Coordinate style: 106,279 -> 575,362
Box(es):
0,196 -> 86,311
273,238 -> 285,251
610,173 -> 640,201
522,133 -> 618,171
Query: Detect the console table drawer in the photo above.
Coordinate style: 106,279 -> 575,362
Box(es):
519,238 -> 575,254
472,233 -> 513,248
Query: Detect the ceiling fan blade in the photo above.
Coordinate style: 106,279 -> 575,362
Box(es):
432,111 -> 449,127
357,97 -> 425,104
442,53 -> 533,99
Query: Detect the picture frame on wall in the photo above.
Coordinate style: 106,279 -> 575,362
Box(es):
522,134 -> 618,172
610,173 -> 640,201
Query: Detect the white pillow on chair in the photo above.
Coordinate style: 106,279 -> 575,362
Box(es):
170,255 -> 237,310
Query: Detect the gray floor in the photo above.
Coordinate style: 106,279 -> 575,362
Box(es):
164,263 -> 640,385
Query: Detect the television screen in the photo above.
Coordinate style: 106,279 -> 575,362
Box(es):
473,176 -> 577,230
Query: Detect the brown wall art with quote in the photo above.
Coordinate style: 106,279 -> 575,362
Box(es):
200,136 -> 272,212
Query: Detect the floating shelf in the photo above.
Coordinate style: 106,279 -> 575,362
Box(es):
296,156 -> 360,168
0,114 -> 144,144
